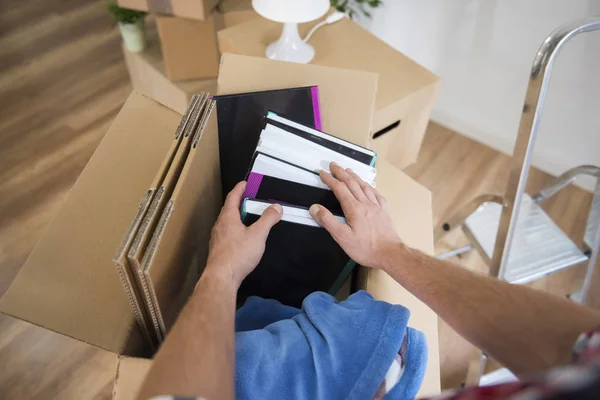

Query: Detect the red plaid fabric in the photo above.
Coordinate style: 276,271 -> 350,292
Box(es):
428,326 -> 600,399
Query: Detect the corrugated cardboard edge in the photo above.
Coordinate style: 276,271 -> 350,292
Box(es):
141,100 -> 217,338
127,95 -> 208,341
143,199 -> 175,337
113,189 -> 157,349
191,98 -> 216,148
115,95 -> 201,343
128,94 -> 207,264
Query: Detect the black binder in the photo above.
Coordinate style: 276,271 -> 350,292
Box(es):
214,86 -> 321,198
239,199 -> 355,308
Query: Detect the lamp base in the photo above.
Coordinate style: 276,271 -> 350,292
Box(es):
266,22 -> 314,64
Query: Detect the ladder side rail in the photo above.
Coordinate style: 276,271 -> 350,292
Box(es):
491,17 -> 600,279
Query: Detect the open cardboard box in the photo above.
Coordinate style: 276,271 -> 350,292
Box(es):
0,54 -> 439,398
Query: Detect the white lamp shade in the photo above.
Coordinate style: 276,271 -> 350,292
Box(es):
252,0 -> 330,24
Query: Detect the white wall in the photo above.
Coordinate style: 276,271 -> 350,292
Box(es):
361,0 -> 600,191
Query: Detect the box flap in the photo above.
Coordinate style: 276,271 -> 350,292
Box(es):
113,356 -> 152,400
217,53 -> 378,148
364,160 -> 440,396
0,92 -> 181,353
143,102 -> 222,333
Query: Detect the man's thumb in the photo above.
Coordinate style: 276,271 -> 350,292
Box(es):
309,204 -> 344,235
251,203 -> 283,236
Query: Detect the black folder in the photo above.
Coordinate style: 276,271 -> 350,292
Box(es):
238,199 -> 355,308
244,153 -> 342,215
214,86 -> 321,198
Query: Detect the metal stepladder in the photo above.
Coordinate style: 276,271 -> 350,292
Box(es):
436,17 -> 600,386
437,17 -> 600,303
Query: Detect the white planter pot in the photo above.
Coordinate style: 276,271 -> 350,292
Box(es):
119,20 -> 146,53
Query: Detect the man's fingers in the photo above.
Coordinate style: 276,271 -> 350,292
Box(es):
345,168 -> 380,205
249,203 -> 283,237
375,193 -> 387,209
329,164 -> 369,203
319,170 -> 357,208
309,204 -> 349,240
224,181 -> 247,210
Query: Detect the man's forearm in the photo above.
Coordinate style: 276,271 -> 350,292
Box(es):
383,244 -> 600,375
137,268 -> 237,400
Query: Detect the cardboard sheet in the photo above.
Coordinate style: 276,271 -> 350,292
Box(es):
131,99 -> 208,338
0,93 -> 181,353
142,100 -> 222,334
115,95 -> 205,344
217,54 -> 378,148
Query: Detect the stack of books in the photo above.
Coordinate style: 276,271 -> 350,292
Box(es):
214,88 -> 377,308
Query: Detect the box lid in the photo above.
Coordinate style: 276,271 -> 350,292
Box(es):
218,18 -> 439,111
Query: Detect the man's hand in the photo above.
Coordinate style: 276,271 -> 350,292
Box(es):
309,162 -> 402,271
205,181 -> 282,288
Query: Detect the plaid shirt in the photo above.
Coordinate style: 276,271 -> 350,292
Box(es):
429,326 -> 600,399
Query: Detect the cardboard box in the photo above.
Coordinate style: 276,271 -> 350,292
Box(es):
218,0 -> 258,28
156,13 -> 223,81
154,2 -> 258,82
113,357 -> 152,400
218,17 -> 441,169
117,0 -> 219,21
1,54 -> 439,396
122,26 -> 217,114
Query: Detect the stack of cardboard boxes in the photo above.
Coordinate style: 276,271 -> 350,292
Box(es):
121,0 -> 440,170
119,0 -> 258,113
217,16 -> 440,169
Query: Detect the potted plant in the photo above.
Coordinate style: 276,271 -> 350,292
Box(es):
108,1 -> 147,53
331,0 -> 383,19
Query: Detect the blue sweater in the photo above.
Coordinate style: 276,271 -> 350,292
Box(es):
235,290 -> 428,399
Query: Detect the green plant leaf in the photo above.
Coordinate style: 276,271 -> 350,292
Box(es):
331,0 -> 381,19
107,0 -> 146,24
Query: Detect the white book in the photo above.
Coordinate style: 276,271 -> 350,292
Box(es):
250,153 -> 329,190
242,199 -> 346,227
266,112 -> 376,159
257,127 -> 376,186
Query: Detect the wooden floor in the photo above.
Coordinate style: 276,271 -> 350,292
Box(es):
0,0 -> 595,397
